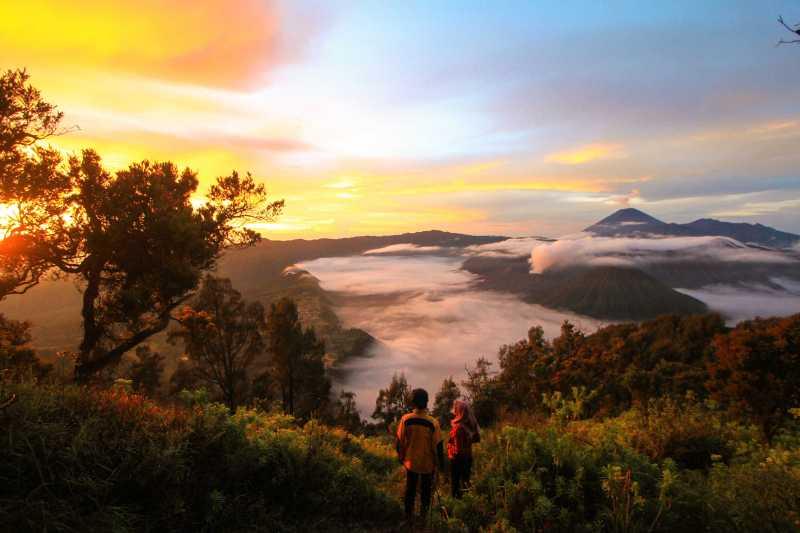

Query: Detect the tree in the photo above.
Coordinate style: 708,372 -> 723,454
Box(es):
497,325 -> 553,411
250,370 -> 278,410
0,314 -> 49,381
372,372 -> 410,427
169,276 -> 266,411
128,345 -> 165,397
432,376 -> 461,427
0,69 -> 72,300
552,321 -> 585,359
264,297 -> 330,417
169,356 -> 200,397
462,357 -> 499,426
293,327 -> 331,418
707,314 -> 800,440
333,390 -> 363,433
68,152 -> 282,380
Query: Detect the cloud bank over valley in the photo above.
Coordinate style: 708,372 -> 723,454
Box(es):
298,248 -> 604,415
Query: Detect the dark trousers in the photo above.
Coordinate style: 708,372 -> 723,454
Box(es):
404,469 -> 433,517
451,456 -> 472,498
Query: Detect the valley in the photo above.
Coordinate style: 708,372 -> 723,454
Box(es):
2,209 -> 799,415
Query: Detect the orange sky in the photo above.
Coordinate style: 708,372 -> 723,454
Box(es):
2,1 -> 799,237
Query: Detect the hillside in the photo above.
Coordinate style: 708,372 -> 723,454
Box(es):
3,313 -> 799,532
462,256 -> 708,320
531,266 -> 708,319
220,230 -> 508,287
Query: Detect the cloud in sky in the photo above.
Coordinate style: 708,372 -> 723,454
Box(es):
363,244 -> 444,255
466,237 -> 551,258
545,143 -> 627,165
1,1 -> 798,237
0,0 -> 288,88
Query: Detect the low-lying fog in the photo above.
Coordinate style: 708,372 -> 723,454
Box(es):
677,279 -> 800,324
299,247 -> 606,416
299,238 -> 800,417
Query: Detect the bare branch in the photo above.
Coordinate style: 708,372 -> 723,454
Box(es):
777,14 -> 800,46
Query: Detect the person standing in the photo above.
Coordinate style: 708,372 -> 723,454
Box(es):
447,399 -> 480,498
396,388 -> 444,520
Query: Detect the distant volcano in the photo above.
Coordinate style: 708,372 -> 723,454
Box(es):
585,208 -> 800,249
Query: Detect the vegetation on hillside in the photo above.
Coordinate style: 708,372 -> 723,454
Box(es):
0,383 -> 402,532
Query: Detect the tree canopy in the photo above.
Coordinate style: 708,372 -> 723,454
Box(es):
372,372 -> 410,427
169,275 -> 266,411
264,297 -> 330,417
0,69 -> 71,299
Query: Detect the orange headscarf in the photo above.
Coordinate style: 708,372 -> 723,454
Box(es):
452,399 -> 480,440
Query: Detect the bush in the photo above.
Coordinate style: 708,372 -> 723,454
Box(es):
0,384 -> 401,532
443,425 -> 674,532
620,396 -> 739,469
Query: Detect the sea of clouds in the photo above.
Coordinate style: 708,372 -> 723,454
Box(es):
529,235 -> 796,274
297,236 -> 800,416
299,244 -> 603,416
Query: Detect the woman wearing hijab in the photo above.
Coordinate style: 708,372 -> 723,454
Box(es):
446,399 -> 480,498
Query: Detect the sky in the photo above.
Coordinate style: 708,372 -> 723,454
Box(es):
2,0 -> 799,238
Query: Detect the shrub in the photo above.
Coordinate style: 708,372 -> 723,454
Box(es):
445,425 -> 675,532
0,383 -> 401,532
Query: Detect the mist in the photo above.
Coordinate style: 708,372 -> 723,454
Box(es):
299,248 -> 605,416
530,235 -> 796,273
678,278 -> 800,324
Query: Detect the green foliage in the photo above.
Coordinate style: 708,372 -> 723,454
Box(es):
264,297 -> 330,418
0,383 -> 401,532
69,152 -> 283,380
704,461 -> 800,532
463,357 -> 501,426
332,390 -> 363,433
439,418 -> 800,532
372,372 -> 410,426
433,376 -> 461,427
170,275 -> 265,411
0,313 -> 49,381
621,396 -> 741,469
542,386 -> 598,426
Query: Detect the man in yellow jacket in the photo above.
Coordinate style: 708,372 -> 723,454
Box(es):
396,388 -> 445,519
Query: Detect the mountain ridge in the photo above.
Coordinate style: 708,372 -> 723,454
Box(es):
585,208 -> 800,248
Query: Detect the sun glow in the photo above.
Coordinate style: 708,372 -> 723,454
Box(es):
545,143 -> 628,166
1,2 -> 797,238
0,204 -> 19,237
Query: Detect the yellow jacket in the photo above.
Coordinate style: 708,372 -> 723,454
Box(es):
396,409 -> 443,474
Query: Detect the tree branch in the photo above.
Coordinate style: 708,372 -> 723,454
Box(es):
777,15 -> 800,46
75,295 -> 191,381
